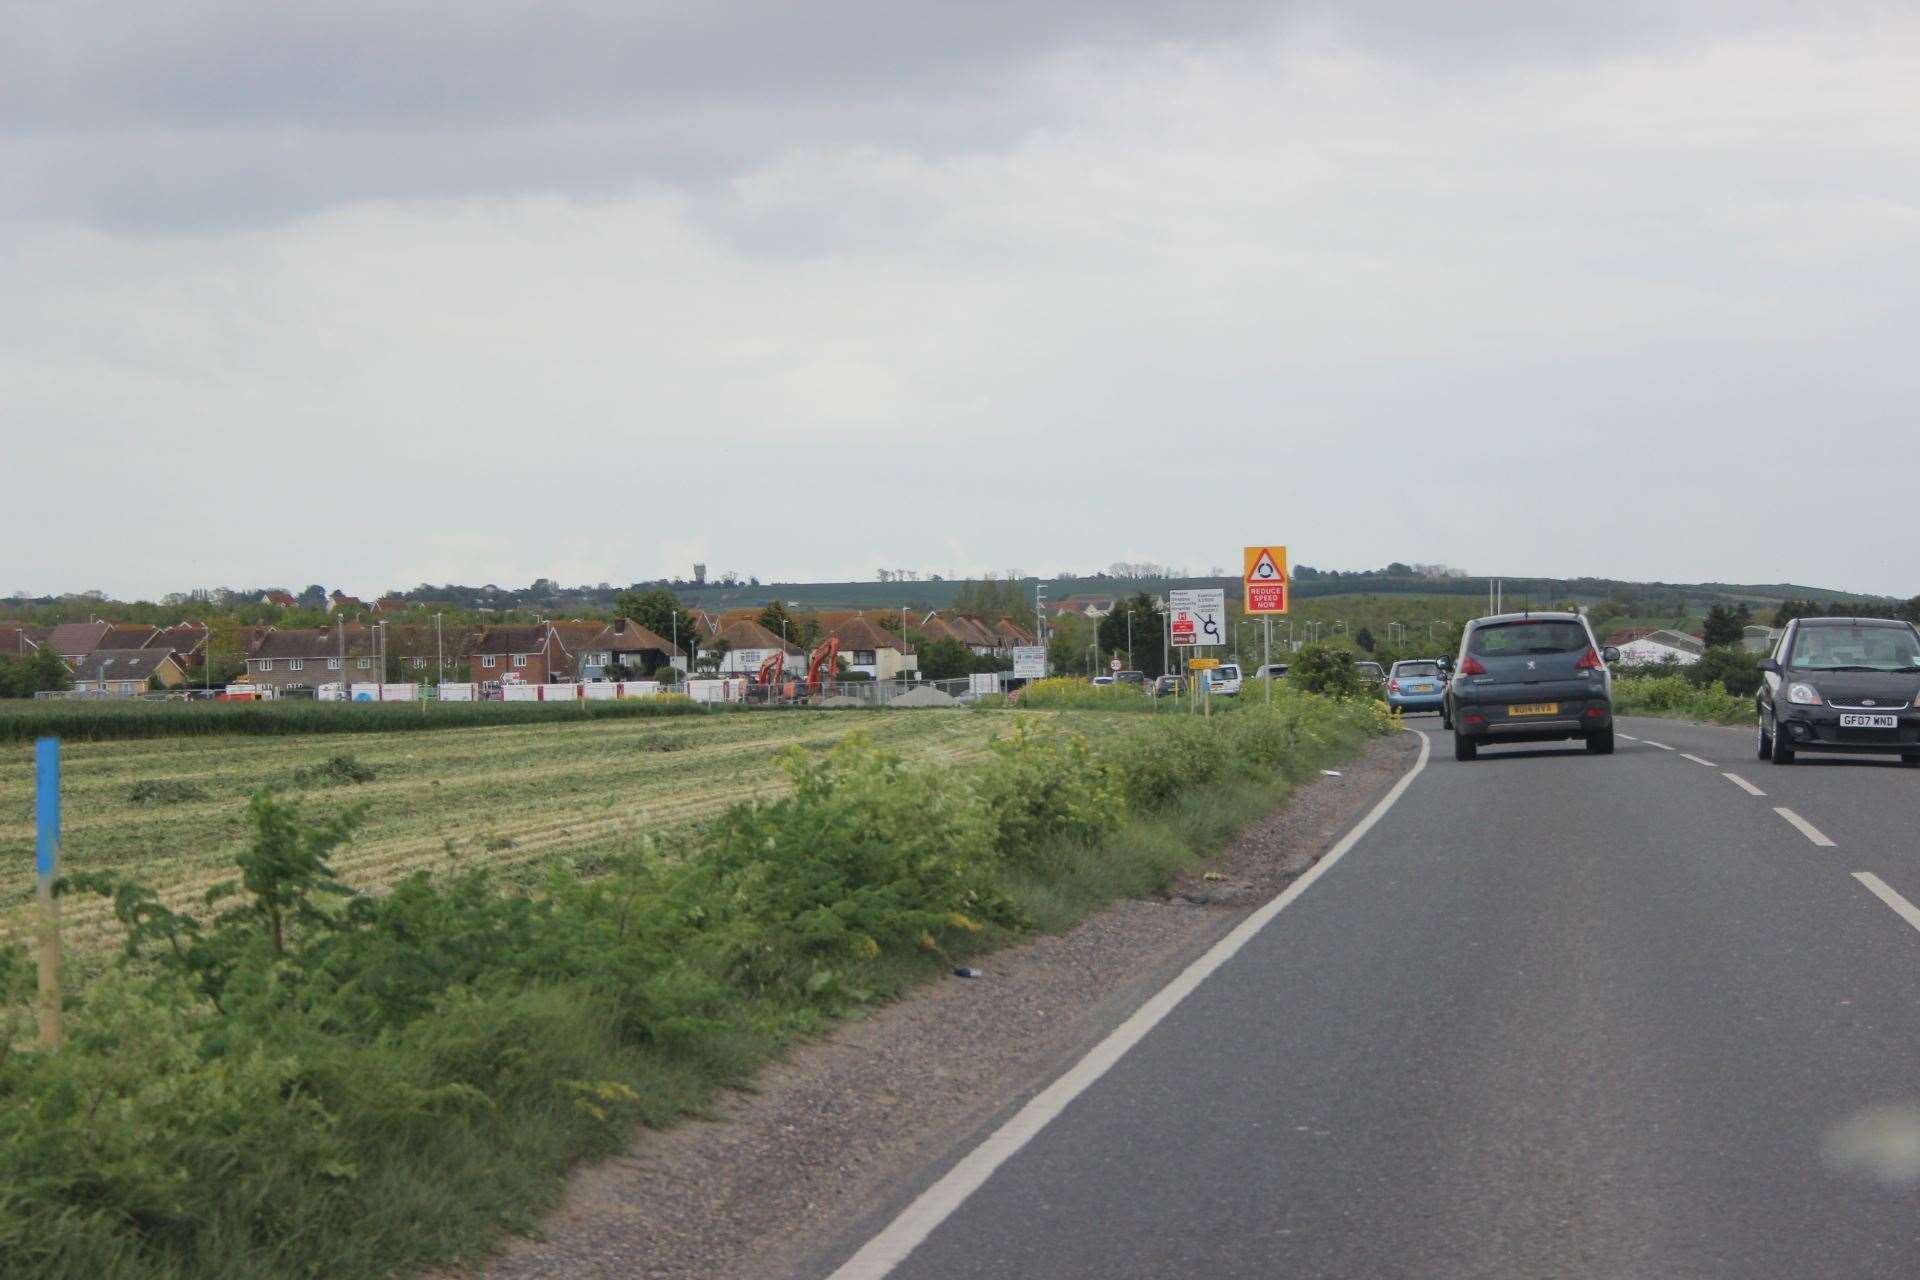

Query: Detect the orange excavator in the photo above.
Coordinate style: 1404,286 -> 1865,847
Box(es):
806,637 -> 839,696
755,650 -> 785,701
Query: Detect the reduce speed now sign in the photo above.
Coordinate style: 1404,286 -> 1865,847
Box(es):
1243,545 -> 1288,615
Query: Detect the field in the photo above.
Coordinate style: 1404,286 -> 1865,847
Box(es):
0,707 -> 1086,949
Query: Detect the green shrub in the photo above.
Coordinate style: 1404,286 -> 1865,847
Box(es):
1287,645 -> 1376,700
1016,677 -> 1150,710
1685,647 -> 1763,698
1613,675 -> 1748,725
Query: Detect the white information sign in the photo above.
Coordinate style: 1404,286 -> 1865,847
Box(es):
1012,646 -> 1048,679
437,683 -> 477,702
1167,589 -> 1226,648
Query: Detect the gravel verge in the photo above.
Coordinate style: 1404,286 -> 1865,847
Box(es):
453,728 -> 1421,1280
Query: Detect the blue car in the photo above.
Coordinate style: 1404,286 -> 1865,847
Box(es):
1386,659 -> 1448,714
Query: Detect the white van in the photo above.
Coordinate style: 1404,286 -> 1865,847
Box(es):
1207,663 -> 1243,696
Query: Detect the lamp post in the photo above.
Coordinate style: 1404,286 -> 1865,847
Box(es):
435,612 -> 444,686
1125,609 -> 1135,671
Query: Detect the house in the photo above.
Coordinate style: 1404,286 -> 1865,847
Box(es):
468,624 -> 564,684
1606,628 -> 1704,667
951,616 -> 1003,654
0,625 -> 46,656
708,619 -> 803,675
602,618 -> 683,677
260,591 -> 298,608
547,620 -> 615,681
329,591 -> 364,614
1048,596 -> 1116,619
993,618 -> 1037,649
245,626 -> 384,691
826,616 -> 917,680
146,622 -> 210,674
71,650 -> 187,697
45,621 -> 158,661
371,596 -> 412,614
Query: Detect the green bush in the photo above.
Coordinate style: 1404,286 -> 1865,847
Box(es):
7,695 -> 1394,1278
1685,647 -> 1763,698
1287,645 -> 1377,700
1613,675 -> 1748,725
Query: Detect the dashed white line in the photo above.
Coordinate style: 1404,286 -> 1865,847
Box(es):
1853,873 -> 1920,936
1680,753 -> 1718,767
1775,807 -> 1836,848
1723,772 -> 1767,797
1644,740 -> 1674,751
1617,733 -> 1638,741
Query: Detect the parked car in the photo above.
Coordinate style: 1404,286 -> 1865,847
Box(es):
1444,613 -> 1619,761
1206,663 -> 1244,695
1354,661 -> 1387,688
1153,674 -> 1187,696
1091,675 -> 1116,686
1756,616 -> 1920,765
1385,659 -> 1447,714
1252,662 -> 1289,681
1114,670 -> 1147,686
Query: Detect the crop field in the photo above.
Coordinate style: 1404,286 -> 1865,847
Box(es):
0,707 -> 1099,950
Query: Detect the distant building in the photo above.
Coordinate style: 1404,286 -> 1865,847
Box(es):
1606,628 -> 1704,667
826,615 -> 917,680
71,649 -> 187,697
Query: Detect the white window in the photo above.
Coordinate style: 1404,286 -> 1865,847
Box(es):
289,659 -> 303,671
512,654 -> 528,668
327,658 -> 341,670
481,655 -> 497,669
261,659 -> 273,671
411,657 -> 425,669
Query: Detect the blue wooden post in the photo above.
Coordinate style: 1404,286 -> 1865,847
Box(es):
35,737 -> 62,1051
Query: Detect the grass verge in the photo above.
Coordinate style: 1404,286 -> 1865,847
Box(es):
1613,675 -> 1749,726
0,691 -> 1391,1279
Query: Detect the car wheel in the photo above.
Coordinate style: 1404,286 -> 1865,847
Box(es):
1756,714 -> 1772,761
1586,727 -> 1615,754
1770,714 -> 1796,765
1453,730 -> 1477,762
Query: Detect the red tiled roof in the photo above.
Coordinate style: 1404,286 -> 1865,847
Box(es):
713,619 -> 804,655
828,615 -> 912,653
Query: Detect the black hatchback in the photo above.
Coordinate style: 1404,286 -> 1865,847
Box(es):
1757,617 -> 1920,765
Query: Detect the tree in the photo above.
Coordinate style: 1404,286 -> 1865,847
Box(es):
1355,627 -> 1376,653
1701,605 -> 1744,648
298,584 -> 328,609
614,587 -> 681,642
1289,645 -> 1373,699
917,637 -> 979,681
1097,593 -> 1166,677
756,601 -> 795,644
952,575 -> 1027,622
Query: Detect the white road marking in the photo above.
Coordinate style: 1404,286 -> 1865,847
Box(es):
1854,873 -> 1920,936
1680,753 -> 1717,767
1723,772 -> 1767,797
825,730 -> 1434,1280
1644,740 -> 1674,750
1775,807 -> 1836,847
1616,733 -> 1638,741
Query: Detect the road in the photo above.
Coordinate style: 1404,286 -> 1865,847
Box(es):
819,716 -> 1920,1279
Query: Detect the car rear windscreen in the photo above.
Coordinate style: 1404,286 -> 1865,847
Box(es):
1395,662 -> 1441,676
1468,621 -> 1590,656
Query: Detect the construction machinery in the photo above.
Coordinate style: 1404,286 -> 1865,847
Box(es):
806,637 -> 840,696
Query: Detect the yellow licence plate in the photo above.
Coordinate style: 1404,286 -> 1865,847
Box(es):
1508,702 -> 1560,717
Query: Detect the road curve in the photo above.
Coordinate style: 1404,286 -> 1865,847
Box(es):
815,717 -> 1920,1279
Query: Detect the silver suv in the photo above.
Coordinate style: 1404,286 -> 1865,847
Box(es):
1444,613 -> 1619,761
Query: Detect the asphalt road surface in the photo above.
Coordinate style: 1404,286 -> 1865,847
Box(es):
820,716 -> 1920,1279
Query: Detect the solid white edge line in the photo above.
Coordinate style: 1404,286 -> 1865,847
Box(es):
1722,772 -> 1767,797
1854,873 -> 1920,936
824,729 -> 1434,1280
1644,740 -> 1674,750
1680,753 -> 1718,767
1774,806 -> 1836,847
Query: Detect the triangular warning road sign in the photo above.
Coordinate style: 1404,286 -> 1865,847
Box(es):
1246,548 -> 1283,582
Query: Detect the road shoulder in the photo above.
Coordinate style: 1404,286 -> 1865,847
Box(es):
461,729 -> 1421,1280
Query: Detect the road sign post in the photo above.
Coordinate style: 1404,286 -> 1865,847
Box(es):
35,736 -> 62,1052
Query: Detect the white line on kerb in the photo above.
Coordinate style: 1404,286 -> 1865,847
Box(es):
1853,873 -> 1920,936
1680,753 -> 1717,767
824,730 -> 1434,1280
1723,772 -> 1767,797
1775,807 -> 1836,847
1644,740 -> 1674,751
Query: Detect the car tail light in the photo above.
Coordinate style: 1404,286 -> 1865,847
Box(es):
1388,678 -> 1401,693
1583,705 -> 1606,717
1462,711 -> 1486,725
1458,655 -> 1487,676
1574,647 -> 1604,671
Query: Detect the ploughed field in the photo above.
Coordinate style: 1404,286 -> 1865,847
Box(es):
0,708 -> 1086,950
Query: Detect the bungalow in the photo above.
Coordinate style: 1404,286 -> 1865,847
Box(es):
329,591 -> 364,614
1049,596 -> 1116,619
602,618 -> 684,677
826,616 -> 917,680
260,591 -> 298,608
708,619 -> 803,676
71,649 -> 187,697
993,618 -> 1037,649
951,615 -> 1003,654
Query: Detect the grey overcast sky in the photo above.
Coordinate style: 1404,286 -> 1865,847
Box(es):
4,2 -> 1918,598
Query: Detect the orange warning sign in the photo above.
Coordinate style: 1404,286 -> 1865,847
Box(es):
1243,545 -> 1288,615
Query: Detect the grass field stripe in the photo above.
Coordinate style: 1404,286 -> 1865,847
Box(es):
1722,772 -> 1766,797
1775,807 -> 1836,847
824,729 -> 1432,1280
1853,873 -> 1920,936
1680,753 -> 1717,767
